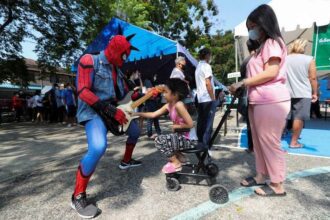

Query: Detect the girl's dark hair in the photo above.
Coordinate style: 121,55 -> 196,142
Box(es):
198,47 -> 211,60
246,4 -> 284,48
166,78 -> 189,101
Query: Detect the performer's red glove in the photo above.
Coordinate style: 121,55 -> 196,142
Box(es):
92,101 -> 128,125
113,108 -> 128,125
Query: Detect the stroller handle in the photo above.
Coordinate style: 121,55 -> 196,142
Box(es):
208,90 -> 241,148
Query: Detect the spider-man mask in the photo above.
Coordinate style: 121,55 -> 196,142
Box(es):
104,35 -> 138,67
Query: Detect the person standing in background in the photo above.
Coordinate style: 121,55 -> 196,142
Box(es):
64,83 -> 77,127
310,84 -> 322,118
170,56 -> 189,85
26,95 -> 34,121
238,39 -> 260,153
144,77 -> 162,139
286,39 -> 318,148
42,92 -> 51,123
56,83 -> 66,124
12,92 -> 23,122
130,69 -> 145,130
194,47 -> 217,145
33,90 -> 44,123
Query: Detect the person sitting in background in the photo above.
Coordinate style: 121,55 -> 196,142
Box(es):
286,39 -> 318,148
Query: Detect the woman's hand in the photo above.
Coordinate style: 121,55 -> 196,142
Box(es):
229,80 -> 244,94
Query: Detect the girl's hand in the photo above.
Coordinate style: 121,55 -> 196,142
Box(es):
172,124 -> 180,132
127,111 -> 136,117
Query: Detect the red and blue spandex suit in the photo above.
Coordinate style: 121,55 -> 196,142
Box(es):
73,35 -> 141,197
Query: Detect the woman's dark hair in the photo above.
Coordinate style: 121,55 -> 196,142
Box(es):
246,39 -> 260,52
166,78 -> 189,101
246,4 -> 284,48
198,47 -> 211,60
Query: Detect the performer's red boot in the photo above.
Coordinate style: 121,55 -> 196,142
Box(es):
118,142 -> 142,169
71,166 -> 98,218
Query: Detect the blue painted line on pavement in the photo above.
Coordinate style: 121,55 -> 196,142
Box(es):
170,166 -> 330,220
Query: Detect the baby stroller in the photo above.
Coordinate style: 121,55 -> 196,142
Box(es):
165,91 -> 241,204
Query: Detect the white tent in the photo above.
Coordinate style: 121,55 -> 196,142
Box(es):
233,0 -> 330,75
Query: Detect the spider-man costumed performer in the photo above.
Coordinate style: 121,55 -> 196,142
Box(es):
71,31 -> 149,218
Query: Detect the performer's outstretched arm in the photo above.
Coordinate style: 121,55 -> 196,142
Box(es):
77,54 -> 99,106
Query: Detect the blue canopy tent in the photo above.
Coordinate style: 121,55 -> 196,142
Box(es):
72,18 -> 198,86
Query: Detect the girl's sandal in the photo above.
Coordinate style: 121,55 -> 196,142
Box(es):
162,162 -> 182,174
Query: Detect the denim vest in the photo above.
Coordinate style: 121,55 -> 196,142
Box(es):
76,51 -> 127,123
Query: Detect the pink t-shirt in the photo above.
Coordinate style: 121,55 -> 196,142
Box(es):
167,103 -> 193,139
247,38 -> 290,104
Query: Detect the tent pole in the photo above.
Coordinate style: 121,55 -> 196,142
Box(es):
313,23 -> 319,58
235,37 -> 238,83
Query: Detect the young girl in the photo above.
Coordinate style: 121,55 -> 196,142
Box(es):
132,78 -> 197,173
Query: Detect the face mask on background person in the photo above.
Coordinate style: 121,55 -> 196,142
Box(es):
248,26 -> 261,41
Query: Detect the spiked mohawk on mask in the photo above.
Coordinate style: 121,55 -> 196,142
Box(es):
104,25 -> 139,67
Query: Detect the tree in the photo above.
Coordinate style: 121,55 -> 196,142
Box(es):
0,0 -> 84,85
210,30 -> 236,85
146,0 -> 218,47
0,0 -> 222,86
0,55 -> 32,87
79,0 -> 152,47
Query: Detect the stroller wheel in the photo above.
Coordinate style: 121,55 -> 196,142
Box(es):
206,163 -> 219,177
166,177 -> 180,191
209,184 -> 229,204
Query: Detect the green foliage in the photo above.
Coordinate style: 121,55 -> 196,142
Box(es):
210,30 -> 236,85
0,0 -> 235,86
0,0 -> 83,84
80,0 -> 152,46
0,55 -> 32,87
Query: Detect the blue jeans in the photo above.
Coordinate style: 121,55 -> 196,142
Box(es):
197,101 -> 217,145
80,116 -> 140,175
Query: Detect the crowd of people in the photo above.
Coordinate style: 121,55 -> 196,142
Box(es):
9,83 -> 77,127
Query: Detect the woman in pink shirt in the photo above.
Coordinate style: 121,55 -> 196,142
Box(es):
230,4 -> 290,197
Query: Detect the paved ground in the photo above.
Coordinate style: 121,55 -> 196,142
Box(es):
0,110 -> 329,220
